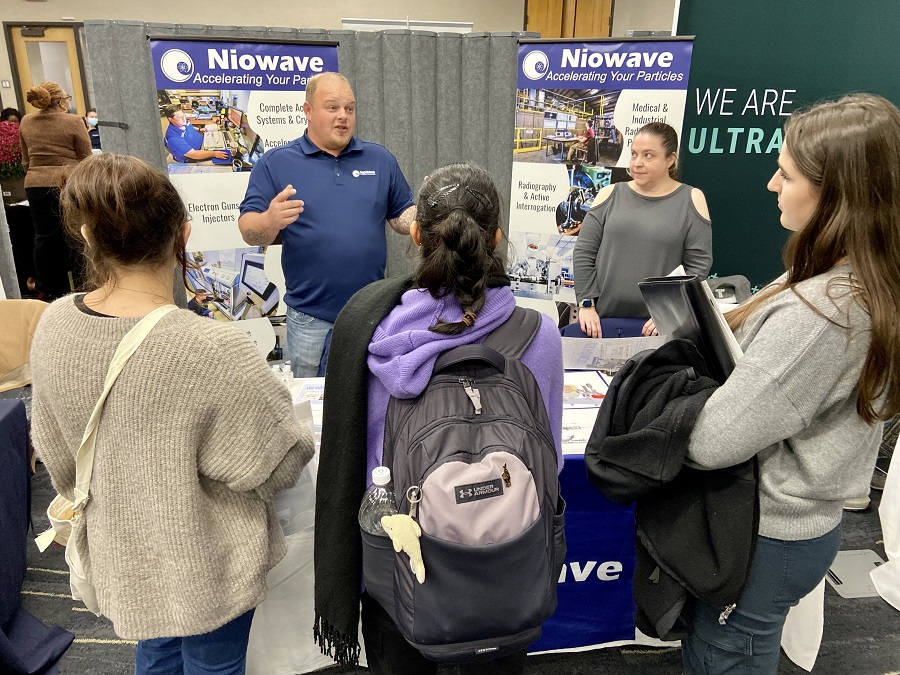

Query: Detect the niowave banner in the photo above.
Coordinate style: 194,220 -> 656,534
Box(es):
509,39 -> 693,309
533,458 -> 636,652
149,39 -> 337,350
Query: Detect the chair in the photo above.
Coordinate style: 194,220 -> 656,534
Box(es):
0,299 -> 48,393
513,296 -> 560,325
585,136 -> 599,165
571,143 -> 588,164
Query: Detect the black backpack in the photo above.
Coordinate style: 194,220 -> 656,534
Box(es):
361,307 -> 566,662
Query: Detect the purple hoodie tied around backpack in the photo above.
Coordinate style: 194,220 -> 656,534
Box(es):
366,285 -> 564,484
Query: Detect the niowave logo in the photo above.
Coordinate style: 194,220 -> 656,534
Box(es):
352,170 -> 376,177
522,50 -> 549,80
558,560 -> 623,583
160,49 -> 194,82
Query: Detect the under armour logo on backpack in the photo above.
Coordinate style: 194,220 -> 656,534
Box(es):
455,479 -> 503,504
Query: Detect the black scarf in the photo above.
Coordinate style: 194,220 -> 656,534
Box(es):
313,275 -> 415,664
312,273 -> 511,664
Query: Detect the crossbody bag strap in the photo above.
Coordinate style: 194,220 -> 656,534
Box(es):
71,304 -> 178,511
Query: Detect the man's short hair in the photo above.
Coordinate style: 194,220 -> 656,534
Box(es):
162,104 -> 180,120
305,72 -> 352,106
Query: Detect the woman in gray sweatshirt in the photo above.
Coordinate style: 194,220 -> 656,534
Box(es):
682,94 -> 900,674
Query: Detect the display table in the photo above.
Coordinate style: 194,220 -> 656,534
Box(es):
0,399 -> 74,673
533,454 -> 636,652
545,134 -> 579,158
245,378 -> 644,674
0,400 -> 28,625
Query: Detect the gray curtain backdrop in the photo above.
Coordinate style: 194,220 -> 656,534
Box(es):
82,21 -> 539,278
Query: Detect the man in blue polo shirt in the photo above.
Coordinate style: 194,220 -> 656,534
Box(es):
163,105 -> 229,163
238,72 -> 415,377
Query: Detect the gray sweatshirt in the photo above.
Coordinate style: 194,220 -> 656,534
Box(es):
688,266 -> 881,541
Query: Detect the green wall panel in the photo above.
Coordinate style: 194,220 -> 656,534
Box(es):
678,1 -> 900,286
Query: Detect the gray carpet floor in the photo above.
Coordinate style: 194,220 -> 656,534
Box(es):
23,466 -> 900,674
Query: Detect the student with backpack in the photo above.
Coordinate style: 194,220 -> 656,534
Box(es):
313,163 -> 565,674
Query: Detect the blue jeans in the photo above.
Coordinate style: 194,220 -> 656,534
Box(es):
286,306 -> 333,378
134,609 -> 254,675
683,525 -> 842,674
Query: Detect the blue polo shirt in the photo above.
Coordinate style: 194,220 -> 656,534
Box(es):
240,132 -> 414,323
165,122 -> 204,163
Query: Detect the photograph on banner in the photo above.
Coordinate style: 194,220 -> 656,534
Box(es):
510,40 -> 694,305
185,248 -> 279,322
156,88 -> 266,174
150,39 -> 338,329
507,231 -> 575,302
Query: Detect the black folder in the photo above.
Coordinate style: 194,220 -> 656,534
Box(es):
638,275 -> 742,384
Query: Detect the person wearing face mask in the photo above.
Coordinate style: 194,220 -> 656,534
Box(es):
572,122 -> 712,338
239,72 -> 416,378
83,107 -> 101,151
162,104 -> 228,163
19,81 -> 92,300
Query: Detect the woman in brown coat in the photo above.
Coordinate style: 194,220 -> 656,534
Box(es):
20,81 -> 91,300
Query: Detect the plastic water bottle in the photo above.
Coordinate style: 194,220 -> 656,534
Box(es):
272,364 -> 292,389
358,467 -> 398,536
279,363 -> 293,388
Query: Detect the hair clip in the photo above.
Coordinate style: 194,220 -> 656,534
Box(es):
465,186 -> 493,210
425,183 -> 494,211
426,184 -> 461,207
461,311 -> 477,327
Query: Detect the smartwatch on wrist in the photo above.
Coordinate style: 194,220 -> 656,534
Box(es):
580,298 -> 594,309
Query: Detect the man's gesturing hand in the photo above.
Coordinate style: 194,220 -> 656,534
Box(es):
267,185 -> 304,230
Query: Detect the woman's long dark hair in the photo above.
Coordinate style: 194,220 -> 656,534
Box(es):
727,94 -> 900,423
414,163 -> 506,335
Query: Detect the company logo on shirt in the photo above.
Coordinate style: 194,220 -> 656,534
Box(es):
352,170 -> 377,177
522,50 -> 550,80
160,49 -> 194,83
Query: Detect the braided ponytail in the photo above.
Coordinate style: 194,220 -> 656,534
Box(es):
414,164 -> 505,335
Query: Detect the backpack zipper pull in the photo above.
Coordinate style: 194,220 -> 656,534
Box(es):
406,485 -> 422,520
459,378 -> 482,415
718,603 -> 737,625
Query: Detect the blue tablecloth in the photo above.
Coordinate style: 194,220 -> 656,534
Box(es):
0,399 -> 73,674
0,400 -> 29,627
532,453 -> 637,652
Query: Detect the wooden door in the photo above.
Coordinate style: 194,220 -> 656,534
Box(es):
527,0 -> 614,39
574,0 -> 614,38
9,25 -> 87,116
526,0 -> 567,38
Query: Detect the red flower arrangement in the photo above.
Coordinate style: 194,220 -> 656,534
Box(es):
0,121 -> 25,180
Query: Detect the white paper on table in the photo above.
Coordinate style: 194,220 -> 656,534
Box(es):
561,407 -> 601,456
563,371 -> 609,407
562,335 -> 666,371
781,579 -> 825,671
292,378 -> 325,404
871,433 -> 900,611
